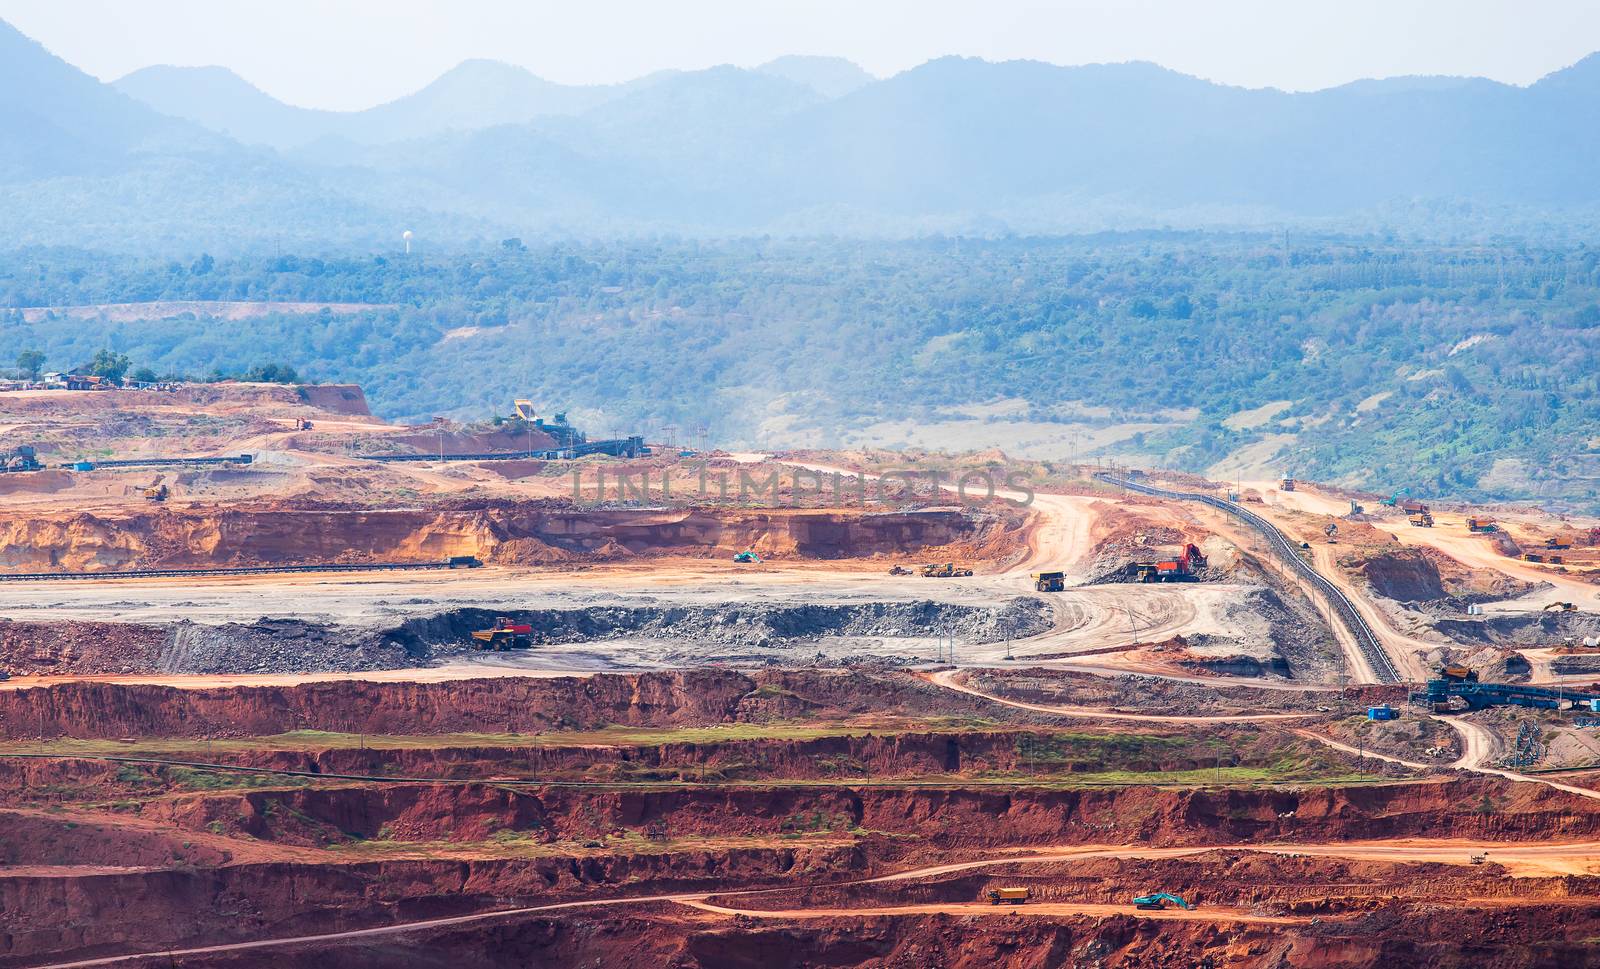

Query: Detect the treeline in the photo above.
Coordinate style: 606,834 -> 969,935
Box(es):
0,234 -> 1596,504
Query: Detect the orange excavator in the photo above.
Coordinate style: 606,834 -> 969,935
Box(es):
1132,544 -> 1207,583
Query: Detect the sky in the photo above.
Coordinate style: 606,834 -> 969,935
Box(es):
3,0 -> 1599,111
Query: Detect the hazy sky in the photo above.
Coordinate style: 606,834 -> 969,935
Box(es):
4,0 -> 1599,111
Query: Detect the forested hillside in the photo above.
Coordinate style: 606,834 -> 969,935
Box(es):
3,235 -> 1596,505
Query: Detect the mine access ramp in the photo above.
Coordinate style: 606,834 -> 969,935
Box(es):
1095,471 -> 1400,684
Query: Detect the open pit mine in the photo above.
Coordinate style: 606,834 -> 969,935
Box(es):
5,382 -> 1600,968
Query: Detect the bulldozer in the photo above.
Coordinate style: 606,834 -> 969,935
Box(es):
143,484 -> 169,502
888,565 -> 912,576
470,617 -> 533,651
1133,892 -> 1193,911
920,562 -> 973,578
1031,570 -> 1065,592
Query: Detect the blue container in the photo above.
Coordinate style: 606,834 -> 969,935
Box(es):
1367,706 -> 1397,721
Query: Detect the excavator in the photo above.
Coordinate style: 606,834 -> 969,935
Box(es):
1545,602 -> 1578,613
1133,892 -> 1193,910
143,483 -> 169,503
1131,544 -> 1206,583
1380,487 -> 1411,507
733,547 -> 761,564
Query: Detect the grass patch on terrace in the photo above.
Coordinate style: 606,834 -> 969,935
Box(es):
0,717 -> 1009,758
335,830 -> 856,860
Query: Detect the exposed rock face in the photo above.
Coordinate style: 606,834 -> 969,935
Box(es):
0,505 -> 1007,572
295,384 -> 371,416
0,670 -> 762,739
0,599 -> 1050,676
1349,545 -> 1537,605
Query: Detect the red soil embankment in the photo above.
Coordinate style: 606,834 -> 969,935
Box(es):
0,670 -> 764,740
43,730 -> 1223,786
0,504 -> 1009,572
0,845 -> 860,966
0,669 -> 1003,741
101,778 -> 1600,851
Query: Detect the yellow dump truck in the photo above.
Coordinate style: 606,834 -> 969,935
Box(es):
1031,571 -> 1065,592
988,887 -> 1030,905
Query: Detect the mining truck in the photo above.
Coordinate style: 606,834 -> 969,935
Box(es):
988,887 -> 1030,905
921,562 -> 973,578
471,618 -> 533,651
1031,570 -> 1065,592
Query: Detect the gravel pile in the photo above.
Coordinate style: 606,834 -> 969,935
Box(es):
158,619 -> 413,674
107,598 -> 1054,676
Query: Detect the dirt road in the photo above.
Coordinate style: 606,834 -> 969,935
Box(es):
681,898 -> 1304,923
1295,721 -> 1600,803
43,837 -> 1600,967
925,669 -> 1318,722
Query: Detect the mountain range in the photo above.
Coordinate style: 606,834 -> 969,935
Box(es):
3,16 -> 1599,248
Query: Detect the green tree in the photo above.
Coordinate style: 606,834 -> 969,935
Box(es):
85,349 -> 132,383
14,348 -> 45,379
242,363 -> 300,384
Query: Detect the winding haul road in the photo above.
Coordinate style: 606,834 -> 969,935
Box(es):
1094,473 -> 1402,685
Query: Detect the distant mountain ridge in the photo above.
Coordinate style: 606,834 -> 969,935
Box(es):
3,16 -> 1599,246
113,55 -> 871,150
